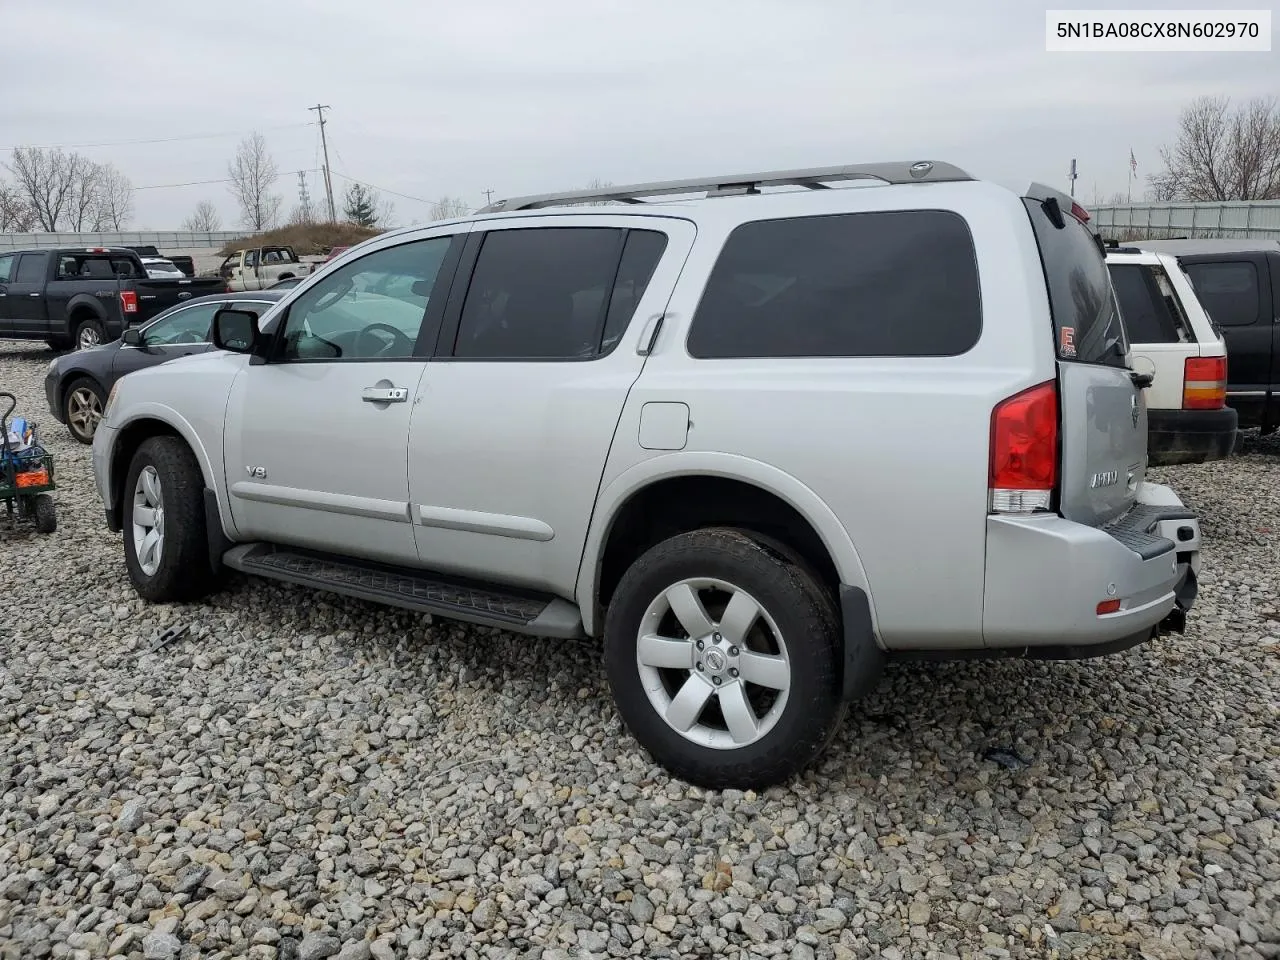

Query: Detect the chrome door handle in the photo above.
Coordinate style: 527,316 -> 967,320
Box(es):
362,386 -> 409,403
29,293 -> 40,297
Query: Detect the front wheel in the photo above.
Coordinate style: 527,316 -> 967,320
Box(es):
123,437 -> 218,602
604,528 -> 846,790
63,377 -> 106,444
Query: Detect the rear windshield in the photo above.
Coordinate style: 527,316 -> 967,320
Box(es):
1107,263 -> 1191,344
1023,199 -> 1127,367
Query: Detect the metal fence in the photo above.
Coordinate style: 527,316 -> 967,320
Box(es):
1093,201 -> 1280,240
0,231 -> 243,250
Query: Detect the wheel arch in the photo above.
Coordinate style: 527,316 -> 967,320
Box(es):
105,407 -> 224,534
577,453 -> 875,637
65,294 -> 109,330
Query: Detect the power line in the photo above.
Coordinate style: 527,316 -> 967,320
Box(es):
0,122 -> 313,153
330,169 -> 436,207
134,169 -> 321,191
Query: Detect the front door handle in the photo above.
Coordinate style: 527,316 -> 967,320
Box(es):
362,386 -> 409,403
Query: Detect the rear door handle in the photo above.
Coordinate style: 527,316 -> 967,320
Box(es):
362,386 -> 409,403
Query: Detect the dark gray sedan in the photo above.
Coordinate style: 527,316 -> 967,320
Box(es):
44,291 -> 286,443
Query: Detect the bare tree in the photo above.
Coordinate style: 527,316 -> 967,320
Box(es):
227,132 -> 282,230
93,164 -> 133,229
0,181 -> 35,231
1149,96 -> 1280,201
63,155 -> 107,231
430,196 -> 470,220
286,203 -> 314,227
7,147 -> 79,231
182,200 -> 222,232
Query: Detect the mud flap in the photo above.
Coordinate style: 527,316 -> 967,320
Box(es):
839,585 -> 885,701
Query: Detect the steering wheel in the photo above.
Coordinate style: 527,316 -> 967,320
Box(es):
354,322 -> 414,358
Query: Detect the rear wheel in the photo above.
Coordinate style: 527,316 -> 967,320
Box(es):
123,437 -> 218,602
33,495 -> 56,534
604,527 -> 845,789
74,317 -> 105,351
63,377 -> 106,444
46,337 -> 71,352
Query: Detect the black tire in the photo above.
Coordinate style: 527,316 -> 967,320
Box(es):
46,337 -> 71,352
33,494 -> 56,534
123,436 -> 217,602
63,377 -> 106,444
604,527 -> 846,790
74,317 -> 106,351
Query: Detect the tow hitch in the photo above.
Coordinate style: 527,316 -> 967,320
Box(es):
1157,563 -> 1197,636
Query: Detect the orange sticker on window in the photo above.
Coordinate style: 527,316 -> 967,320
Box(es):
1060,326 -> 1077,358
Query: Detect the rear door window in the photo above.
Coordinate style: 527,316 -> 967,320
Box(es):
686,210 -> 982,358
15,253 -> 47,283
1183,261 -> 1259,327
1022,200 -> 1126,367
452,227 -> 631,360
1107,263 -> 1188,344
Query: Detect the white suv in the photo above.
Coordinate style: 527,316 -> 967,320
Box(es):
92,161 -> 1202,788
1106,246 -> 1237,465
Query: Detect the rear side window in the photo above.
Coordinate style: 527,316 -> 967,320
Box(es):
0,254 -> 13,283
452,227 -> 667,360
1023,199 -> 1126,367
686,210 -> 981,358
1184,261 -> 1259,327
1108,263 -> 1189,344
15,253 -> 47,283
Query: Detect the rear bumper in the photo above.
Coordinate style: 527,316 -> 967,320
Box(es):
1148,406 -> 1237,466
982,482 -> 1200,653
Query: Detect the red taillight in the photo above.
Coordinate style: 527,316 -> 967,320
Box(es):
119,290 -> 138,314
1070,201 -> 1090,223
1183,356 -> 1226,410
1096,598 -> 1122,615
989,381 -> 1058,514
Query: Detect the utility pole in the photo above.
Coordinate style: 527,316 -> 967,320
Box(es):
482,188 -> 495,207
1068,158 -> 1077,199
309,104 -> 336,222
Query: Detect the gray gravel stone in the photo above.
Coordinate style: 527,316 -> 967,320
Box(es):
297,933 -> 341,960
1,343 -> 1278,960
141,932 -> 181,960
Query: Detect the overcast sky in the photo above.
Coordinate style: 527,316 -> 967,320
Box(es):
0,0 -> 1274,230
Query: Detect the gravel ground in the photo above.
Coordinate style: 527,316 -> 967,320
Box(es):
1,340 -> 1277,960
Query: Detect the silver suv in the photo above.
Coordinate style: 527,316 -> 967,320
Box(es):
92,161 -> 1202,788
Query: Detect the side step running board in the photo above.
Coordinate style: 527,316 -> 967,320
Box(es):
222,544 -> 585,639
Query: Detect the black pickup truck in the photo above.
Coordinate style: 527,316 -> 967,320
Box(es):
0,247 -> 224,350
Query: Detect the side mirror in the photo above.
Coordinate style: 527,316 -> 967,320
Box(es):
212,308 -> 260,354
121,328 -> 142,347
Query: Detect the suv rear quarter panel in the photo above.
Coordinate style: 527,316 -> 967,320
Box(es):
594,184 -> 1056,649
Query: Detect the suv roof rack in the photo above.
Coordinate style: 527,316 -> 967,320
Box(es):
480,160 -> 973,212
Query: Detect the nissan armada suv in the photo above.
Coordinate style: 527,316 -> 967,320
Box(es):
91,161 -> 1202,789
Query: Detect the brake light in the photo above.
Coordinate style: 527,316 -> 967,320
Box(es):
1183,356 -> 1226,410
1070,201 -> 1091,223
119,291 -> 138,314
989,381 -> 1058,514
